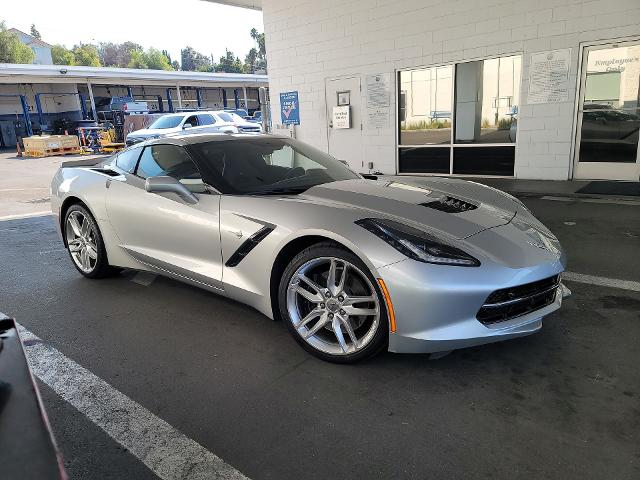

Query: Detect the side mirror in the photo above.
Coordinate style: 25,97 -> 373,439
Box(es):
145,176 -> 198,204
183,123 -> 193,129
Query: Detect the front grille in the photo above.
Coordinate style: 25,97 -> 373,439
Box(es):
421,196 -> 478,213
477,275 -> 560,325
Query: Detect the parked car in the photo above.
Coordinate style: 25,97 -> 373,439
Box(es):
51,133 -> 568,364
125,111 -> 238,145
96,96 -> 148,121
214,110 -> 262,133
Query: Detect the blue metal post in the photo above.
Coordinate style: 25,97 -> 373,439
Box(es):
127,86 -> 134,98
19,95 -> 33,137
78,94 -> 88,119
222,88 -> 227,108
34,93 -> 44,126
157,95 -> 164,113
166,89 -> 174,112
196,89 -> 203,109
233,89 -> 240,109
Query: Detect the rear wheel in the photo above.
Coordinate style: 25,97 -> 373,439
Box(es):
64,204 -> 117,279
279,242 -> 388,363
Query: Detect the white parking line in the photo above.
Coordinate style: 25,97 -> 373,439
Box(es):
0,211 -> 52,221
564,271 -> 640,293
17,324 -> 249,480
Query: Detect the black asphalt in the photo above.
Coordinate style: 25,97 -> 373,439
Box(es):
0,197 -> 639,480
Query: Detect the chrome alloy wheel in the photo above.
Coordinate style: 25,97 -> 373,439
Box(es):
65,210 -> 98,273
287,257 -> 380,356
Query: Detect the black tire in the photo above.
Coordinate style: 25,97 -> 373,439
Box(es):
63,204 -> 119,279
278,241 -> 388,363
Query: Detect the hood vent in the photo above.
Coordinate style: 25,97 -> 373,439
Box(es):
421,196 -> 478,213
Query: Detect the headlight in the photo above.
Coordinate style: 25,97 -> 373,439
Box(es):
356,218 -> 480,267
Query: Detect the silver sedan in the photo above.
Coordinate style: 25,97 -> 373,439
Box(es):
51,133 -> 567,363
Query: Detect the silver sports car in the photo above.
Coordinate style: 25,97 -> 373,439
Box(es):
51,133 -> 568,363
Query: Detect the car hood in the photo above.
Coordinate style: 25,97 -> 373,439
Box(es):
298,178 -> 519,240
127,128 -> 177,138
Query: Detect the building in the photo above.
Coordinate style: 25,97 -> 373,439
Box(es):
0,63 -> 268,147
208,0 -> 640,181
7,28 -> 53,65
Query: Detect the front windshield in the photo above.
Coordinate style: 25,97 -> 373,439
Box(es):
187,137 -> 360,194
148,115 -> 184,129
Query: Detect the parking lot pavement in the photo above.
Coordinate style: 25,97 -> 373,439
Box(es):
0,150 -> 104,219
0,198 -> 639,479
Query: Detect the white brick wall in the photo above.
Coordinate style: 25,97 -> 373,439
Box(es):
263,0 -> 640,179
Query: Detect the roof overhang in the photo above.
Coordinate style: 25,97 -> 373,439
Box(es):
201,0 -> 262,10
0,64 -> 268,88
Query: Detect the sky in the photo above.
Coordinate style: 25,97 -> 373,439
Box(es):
1,0 -> 263,64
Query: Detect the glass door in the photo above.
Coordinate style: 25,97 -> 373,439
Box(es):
574,40 -> 640,180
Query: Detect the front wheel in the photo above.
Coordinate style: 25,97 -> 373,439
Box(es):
279,242 -> 388,363
64,204 -> 117,279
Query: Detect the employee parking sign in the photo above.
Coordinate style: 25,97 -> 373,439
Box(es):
280,91 -> 300,125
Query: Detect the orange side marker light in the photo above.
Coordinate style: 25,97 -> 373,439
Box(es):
377,278 -> 396,333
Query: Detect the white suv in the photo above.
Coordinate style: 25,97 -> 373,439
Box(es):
125,112 -> 238,145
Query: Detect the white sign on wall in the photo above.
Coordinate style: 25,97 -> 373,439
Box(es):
366,73 -> 391,128
528,49 -> 571,104
332,106 -> 351,129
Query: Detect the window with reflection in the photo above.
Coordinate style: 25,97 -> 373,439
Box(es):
398,54 -> 522,176
578,44 -> 640,163
454,55 -> 521,144
399,65 -> 453,145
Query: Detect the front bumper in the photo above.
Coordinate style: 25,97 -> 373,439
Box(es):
378,225 -> 566,354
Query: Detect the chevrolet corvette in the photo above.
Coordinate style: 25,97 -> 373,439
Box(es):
51,133 -> 568,362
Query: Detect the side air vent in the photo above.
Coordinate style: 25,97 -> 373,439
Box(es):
90,168 -> 121,177
225,226 -> 274,267
421,196 -> 477,213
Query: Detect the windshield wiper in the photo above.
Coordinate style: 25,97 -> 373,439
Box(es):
245,186 -> 310,196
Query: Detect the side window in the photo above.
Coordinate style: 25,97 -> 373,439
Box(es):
114,147 -> 142,173
266,146 -> 294,168
136,145 -> 207,193
197,114 -> 214,126
184,115 -> 198,127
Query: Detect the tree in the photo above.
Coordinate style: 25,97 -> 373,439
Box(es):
244,47 -> 258,74
171,59 -> 180,70
249,28 -> 267,73
144,48 -> 172,70
98,41 -> 143,67
72,44 -> 101,66
30,24 -> 41,39
181,46 -> 212,72
216,49 -> 243,73
127,49 -> 147,69
51,44 -> 75,65
0,21 -> 35,64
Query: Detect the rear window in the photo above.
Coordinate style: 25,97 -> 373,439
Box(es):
217,112 -> 234,122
